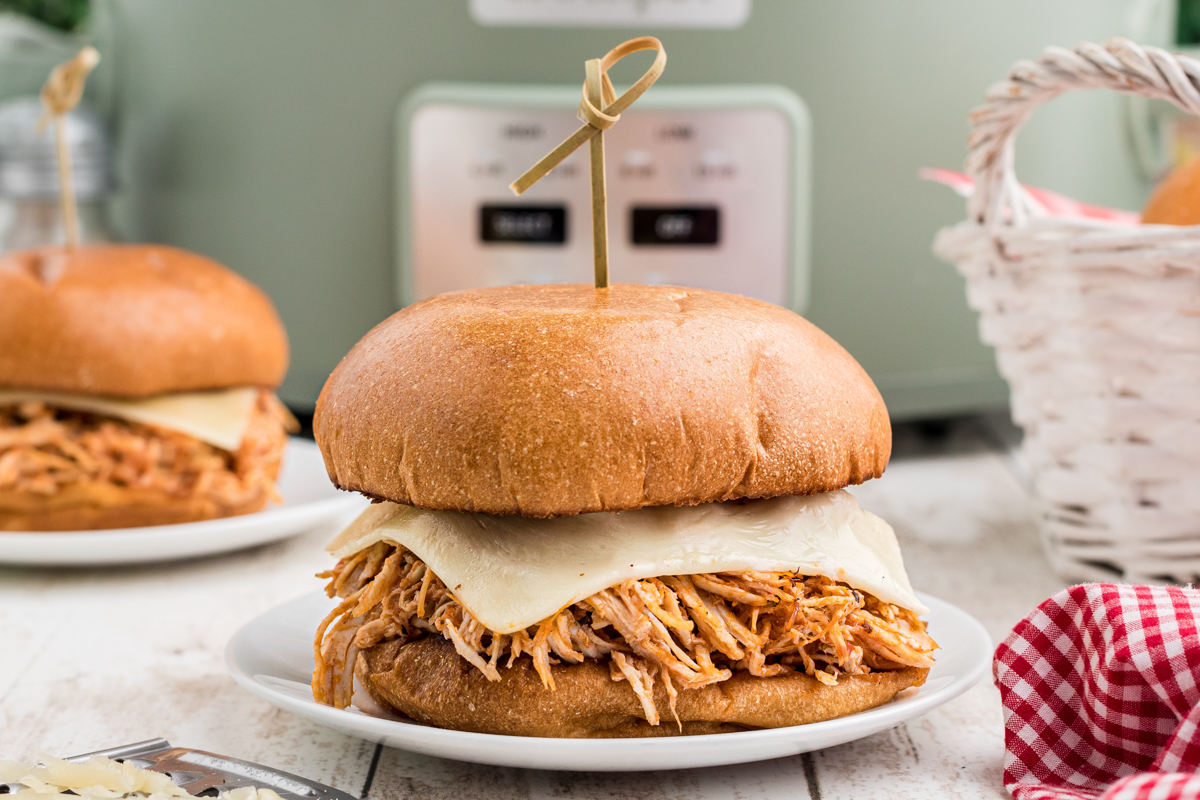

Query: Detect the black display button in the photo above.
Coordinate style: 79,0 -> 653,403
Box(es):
480,205 -> 567,244
631,206 -> 720,246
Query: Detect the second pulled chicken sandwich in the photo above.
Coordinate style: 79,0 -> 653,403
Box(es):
312,283 -> 936,737
0,244 -> 294,531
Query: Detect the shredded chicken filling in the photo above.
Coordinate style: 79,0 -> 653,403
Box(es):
313,541 -> 938,726
0,390 -> 292,507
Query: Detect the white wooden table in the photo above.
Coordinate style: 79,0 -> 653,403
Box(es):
0,417 -> 1066,799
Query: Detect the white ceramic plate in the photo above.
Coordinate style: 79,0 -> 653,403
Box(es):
0,438 -> 367,566
226,590 -> 992,771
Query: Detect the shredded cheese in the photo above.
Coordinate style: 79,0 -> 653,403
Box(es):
0,755 -> 285,800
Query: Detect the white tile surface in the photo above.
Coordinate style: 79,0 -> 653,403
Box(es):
0,425 -> 1066,799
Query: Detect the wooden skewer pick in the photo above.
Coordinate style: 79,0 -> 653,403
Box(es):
510,37 -> 666,289
38,46 -> 101,250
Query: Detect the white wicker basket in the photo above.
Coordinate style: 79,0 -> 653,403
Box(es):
935,38 -> 1200,584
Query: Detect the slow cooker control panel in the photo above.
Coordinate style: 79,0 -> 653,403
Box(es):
397,84 -> 810,310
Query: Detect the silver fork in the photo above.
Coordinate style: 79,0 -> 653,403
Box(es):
0,739 -> 359,800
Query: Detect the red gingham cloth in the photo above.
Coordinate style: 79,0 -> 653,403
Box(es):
993,584 -> 1200,800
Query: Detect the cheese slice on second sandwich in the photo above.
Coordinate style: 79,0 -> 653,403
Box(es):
328,489 -> 927,634
0,386 -> 260,451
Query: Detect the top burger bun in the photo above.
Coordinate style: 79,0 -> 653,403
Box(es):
0,244 -> 289,397
315,283 -> 890,517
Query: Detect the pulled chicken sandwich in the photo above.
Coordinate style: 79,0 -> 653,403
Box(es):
0,244 -> 294,531
311,283 -> 936,738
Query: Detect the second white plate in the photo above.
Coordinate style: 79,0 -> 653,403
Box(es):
226,590 -> 992,772
0,438 -> 368,566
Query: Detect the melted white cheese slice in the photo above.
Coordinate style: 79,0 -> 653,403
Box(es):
328,490 -> 927,633
0,387 -> 259,451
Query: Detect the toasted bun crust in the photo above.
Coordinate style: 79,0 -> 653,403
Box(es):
0,244 -> 288,397
0,482 -> 273,531
357,637 -> 927,738
315,284 -> 890,516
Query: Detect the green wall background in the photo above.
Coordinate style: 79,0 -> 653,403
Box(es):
100,1 -> 1152,414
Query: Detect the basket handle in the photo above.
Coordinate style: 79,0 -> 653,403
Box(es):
967,37 -> 1200,226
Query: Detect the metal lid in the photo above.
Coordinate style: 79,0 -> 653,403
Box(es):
0,96 -> 112,199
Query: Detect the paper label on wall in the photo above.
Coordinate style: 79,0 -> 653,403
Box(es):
470,0 -> 750,29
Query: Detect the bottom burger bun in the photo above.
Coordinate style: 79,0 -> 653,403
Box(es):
357,637 -> 929,739
0,482 -> 274,531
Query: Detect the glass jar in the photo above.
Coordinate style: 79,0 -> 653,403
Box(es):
0,96 -> 117,250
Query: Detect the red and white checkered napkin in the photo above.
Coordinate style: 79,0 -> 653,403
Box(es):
993,584 -> 1200,800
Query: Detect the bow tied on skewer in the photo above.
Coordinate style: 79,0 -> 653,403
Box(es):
510,37 -> 667,288
37,46 -> 101,250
